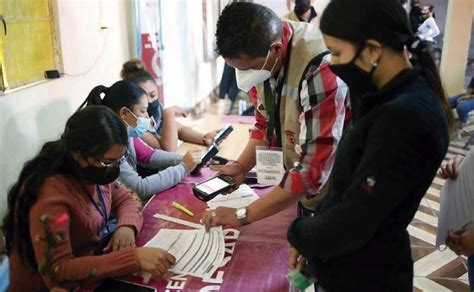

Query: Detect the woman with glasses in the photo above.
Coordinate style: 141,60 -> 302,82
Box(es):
4,106 -> 176,291
80,80 -> 202,200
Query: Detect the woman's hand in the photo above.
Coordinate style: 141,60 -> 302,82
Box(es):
136,247 -> 176,279
181,150 -> 202,172
165,106 -> 188,118
438,155 -> 463,180
446,224 -> 474,256
202,129 -> 221,146
288,245 -> 306,271
103,226 -> 136,252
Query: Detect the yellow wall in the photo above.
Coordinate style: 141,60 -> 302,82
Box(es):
440,0 -> 474,95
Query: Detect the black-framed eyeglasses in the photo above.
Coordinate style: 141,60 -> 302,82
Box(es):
94,149 -> 130,170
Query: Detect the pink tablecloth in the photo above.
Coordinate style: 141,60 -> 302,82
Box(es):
119,170 -> 296,291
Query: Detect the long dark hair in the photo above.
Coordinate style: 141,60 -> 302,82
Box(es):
320,0 -> 453,132
2,106 -> 128,267
78,80 -> 147,113
121,59 -> 155,86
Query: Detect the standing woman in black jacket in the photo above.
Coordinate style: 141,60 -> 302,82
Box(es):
287,0 -> 453,291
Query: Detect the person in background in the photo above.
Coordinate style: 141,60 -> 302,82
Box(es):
3,106 -> 176,291
440,152 -> 474,288
448,76 -> 474,128
218,63 -> 240,115
409,0 -> 424,33
285,0 -> 453,290
417,4 -> 440,47
121,59 -> 221,152
80,81 -> 201,200
284,0 -> 317,24
201,2 -> 348,233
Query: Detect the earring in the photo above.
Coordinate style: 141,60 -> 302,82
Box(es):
371,60 -> 378,67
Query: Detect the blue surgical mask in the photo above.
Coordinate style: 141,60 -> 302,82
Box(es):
124,109 -> 153,138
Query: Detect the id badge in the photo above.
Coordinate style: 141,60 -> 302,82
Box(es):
256,146 -> 284,185
98,218 -> 118,239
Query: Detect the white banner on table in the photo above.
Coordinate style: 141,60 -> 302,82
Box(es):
145,227 -> 225,279
207,184 -> 259,209
436,149 -> 474,247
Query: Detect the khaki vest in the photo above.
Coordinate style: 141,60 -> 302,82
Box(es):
254,21 -> 327,169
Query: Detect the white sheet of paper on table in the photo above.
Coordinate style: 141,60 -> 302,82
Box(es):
144,227 -> 225,279
207,184 -> 259,209
436,149 -> 474,247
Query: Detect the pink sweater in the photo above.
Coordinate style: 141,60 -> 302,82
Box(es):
9,175 -> 143,291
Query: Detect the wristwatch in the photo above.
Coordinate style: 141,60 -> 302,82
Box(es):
235,207 -> 249,226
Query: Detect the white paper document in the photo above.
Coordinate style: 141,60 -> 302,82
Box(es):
207,184 -> 259,209
256,147 -> 285,185
436,149 -> 474,247
145,227 -> 225,279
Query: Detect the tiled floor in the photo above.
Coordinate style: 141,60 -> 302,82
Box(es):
410,121 -> 473,292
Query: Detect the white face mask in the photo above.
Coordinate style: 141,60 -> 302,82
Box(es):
235,50 -> 279,92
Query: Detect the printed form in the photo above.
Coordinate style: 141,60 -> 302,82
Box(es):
207,184 -> 259,209
145,227 -> 225,279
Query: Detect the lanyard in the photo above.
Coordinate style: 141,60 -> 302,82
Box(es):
85,185 -> 108,230
263,42 -> 292,147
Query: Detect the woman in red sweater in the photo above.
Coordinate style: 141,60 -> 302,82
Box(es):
3,106 -> 175,291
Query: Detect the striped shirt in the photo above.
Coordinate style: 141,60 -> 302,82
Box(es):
249,25 -> 349,198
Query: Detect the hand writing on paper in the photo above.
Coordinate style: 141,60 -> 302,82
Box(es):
201,207 -> 240,231
446,224 -> 474,256
136,247 -> 176,279
288,245 -> 306,271
103,226 -> 136,252
439,155 -> 463,180
209,163 -> 245,194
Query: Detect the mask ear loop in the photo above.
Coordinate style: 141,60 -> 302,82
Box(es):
122,107 -> 138,129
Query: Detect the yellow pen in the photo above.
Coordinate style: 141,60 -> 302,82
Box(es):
172,201 -> 194,217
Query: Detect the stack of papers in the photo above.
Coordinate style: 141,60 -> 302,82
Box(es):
436,149 -> 474,247
145,227 -> 225,279
207,184 -> 259,209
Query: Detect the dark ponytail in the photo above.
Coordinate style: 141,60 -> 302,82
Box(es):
405,37 -> 454,132
79,80 -> 147,114
2,106 -> 128,267
77,85 -> 108,111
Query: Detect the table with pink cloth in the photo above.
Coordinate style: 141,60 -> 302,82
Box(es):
119,167 -> 296,291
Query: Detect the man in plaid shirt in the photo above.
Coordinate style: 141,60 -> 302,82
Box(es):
202,2 -> 349,228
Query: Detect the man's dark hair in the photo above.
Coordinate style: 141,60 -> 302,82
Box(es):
215,2 -> 283,59
294,0 -> 312,16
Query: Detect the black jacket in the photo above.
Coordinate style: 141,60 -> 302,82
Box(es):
287,69 -> 449,291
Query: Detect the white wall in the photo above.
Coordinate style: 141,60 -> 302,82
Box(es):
0,0 -> 134,218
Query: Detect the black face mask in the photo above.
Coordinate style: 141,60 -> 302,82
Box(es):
80,165 -> 120,185
147,100 -> 161,119
329,46 -> 378,97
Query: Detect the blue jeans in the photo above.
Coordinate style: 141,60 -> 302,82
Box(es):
468,256 -> 474,289
0,258 -> 9,291
449,94 -> 474,124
